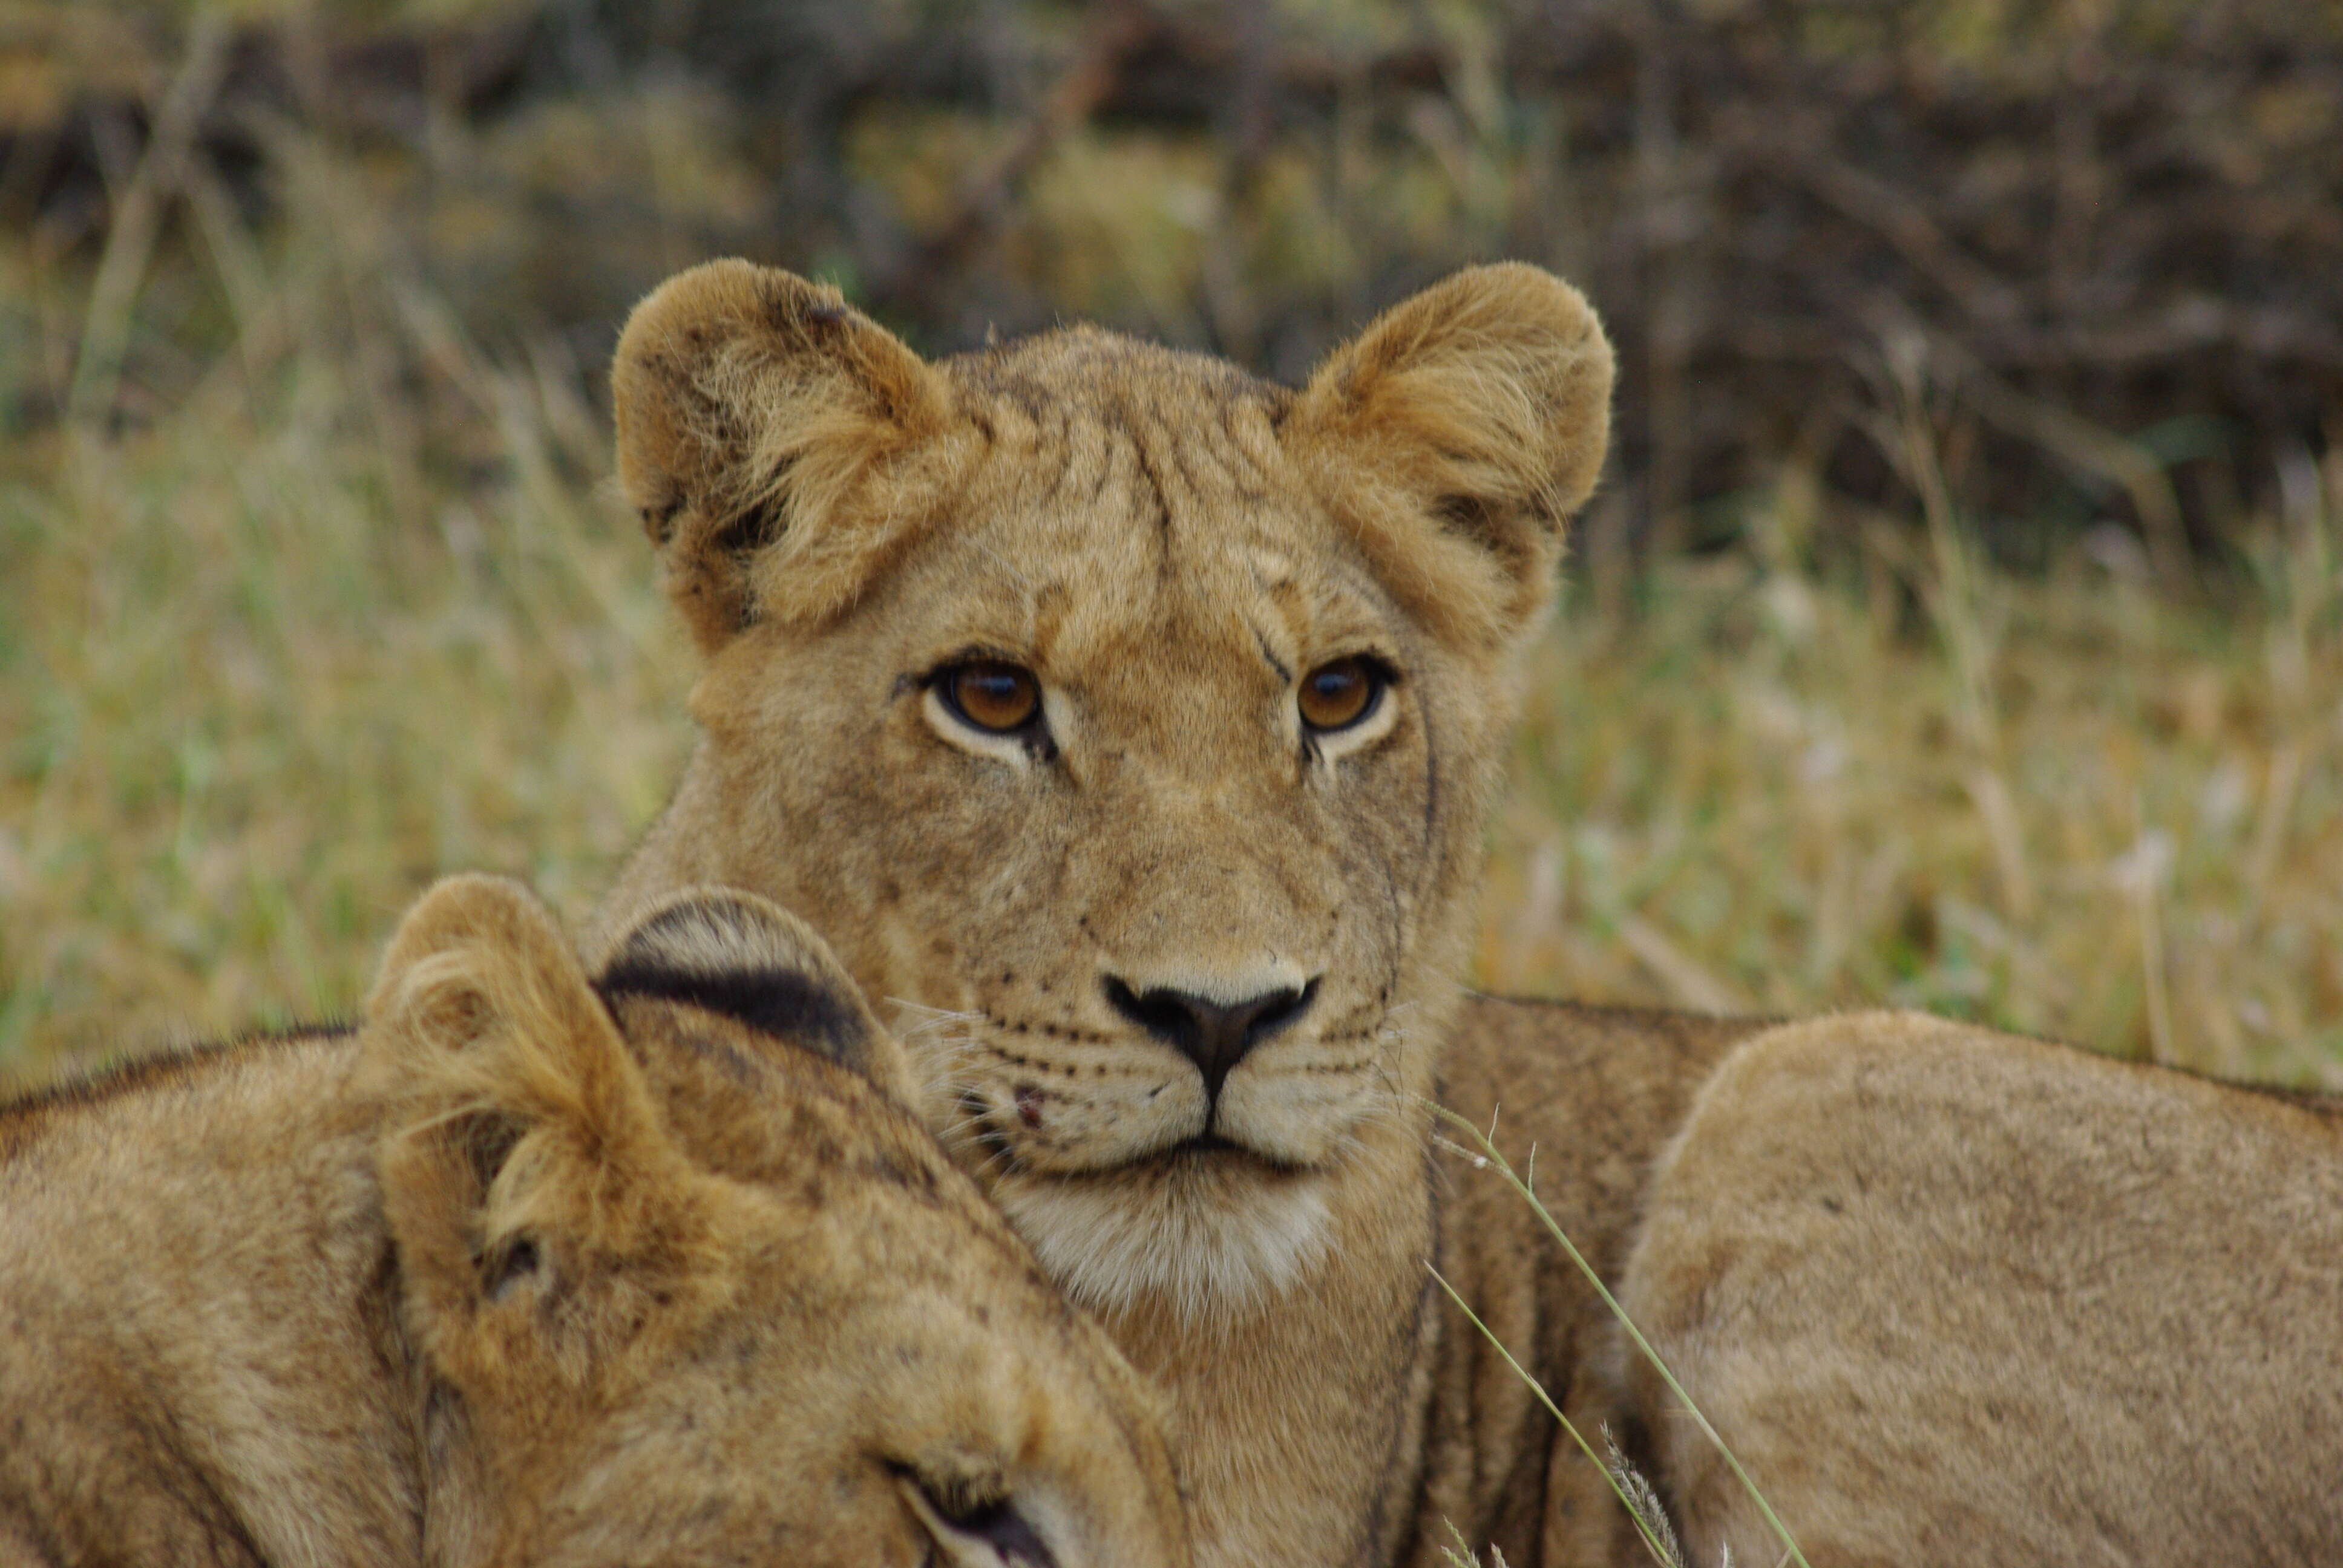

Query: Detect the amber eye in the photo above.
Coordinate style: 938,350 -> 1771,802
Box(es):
1298,656 -> 1383,733
941,661 -> 1041,733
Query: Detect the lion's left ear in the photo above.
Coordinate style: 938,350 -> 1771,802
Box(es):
1284,263 -> 1614,651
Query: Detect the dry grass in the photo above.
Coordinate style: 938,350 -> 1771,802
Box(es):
4,135 -> 2341,1093
0,149 -> 696,1079
1477,475 -> 2343,1086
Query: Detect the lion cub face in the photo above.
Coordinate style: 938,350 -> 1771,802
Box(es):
370,878 -> 1187,1566
609,262 -> 1611,1316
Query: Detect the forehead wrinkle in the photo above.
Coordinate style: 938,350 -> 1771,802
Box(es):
1048,397 -> 1104,508
1130,414 -> 1285,618
1250,577 -> 1306,676
1029,580 -> 1073,670
1141,400 -> 1236,527
1224,396 -> 1288,483
1096,416 -> 1155,534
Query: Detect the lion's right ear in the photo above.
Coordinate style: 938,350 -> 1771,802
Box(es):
363,876 -> 715,1390
1285,263 -> 1613,654
610,261 -> 957,653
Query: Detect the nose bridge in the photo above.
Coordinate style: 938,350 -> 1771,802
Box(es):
1086,771 -> 1312,976
1086,757 -> 1331,1100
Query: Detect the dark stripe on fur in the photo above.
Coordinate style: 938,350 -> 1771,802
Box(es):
597,961 -> 871,1064
2,1022 -> 355,1131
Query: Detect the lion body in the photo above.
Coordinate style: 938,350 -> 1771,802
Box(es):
0,878 -> 1187,1568
1620,1011 -> 2343,1567
2,1028 -> 421,1567
600,258 -> 2343,1566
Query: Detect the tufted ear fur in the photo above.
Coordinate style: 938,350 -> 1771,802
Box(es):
1285,262 -> 1614,652
609,260 -> 958,652
363,875 -> 718,1393
595,886 -> 918,1106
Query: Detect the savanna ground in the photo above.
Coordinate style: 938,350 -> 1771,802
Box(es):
4,0 -> 2342,1095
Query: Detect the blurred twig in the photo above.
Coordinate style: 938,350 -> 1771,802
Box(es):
868,1 -> 1158,318
1930,337 -> 2191,590
66,15 -> 229,426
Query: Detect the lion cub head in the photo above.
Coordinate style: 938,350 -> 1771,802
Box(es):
603,261 -> 1611,1318
368,876 -> 1186,1566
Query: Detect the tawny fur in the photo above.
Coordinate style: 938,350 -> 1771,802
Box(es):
597,258 -> 2343,1566
0,875 -> 1188,1568
1616,1011 -> 2343,1567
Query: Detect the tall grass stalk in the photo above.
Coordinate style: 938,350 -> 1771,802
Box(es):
1427,1269 -> 1685,1567
1438,1521 -> 1516,1568
1432,1105 -> 1812,1568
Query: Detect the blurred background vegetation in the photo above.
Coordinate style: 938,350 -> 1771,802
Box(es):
4,0 -> 2341,1089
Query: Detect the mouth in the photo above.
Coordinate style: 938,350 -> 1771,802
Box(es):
1179,1131 -> 1246,1157
986,1126 -> 1339,1315
1132,1128 -> 1308,1176
963,1101 -> 1306,1179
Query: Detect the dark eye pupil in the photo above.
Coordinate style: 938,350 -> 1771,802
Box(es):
1300,658 -> 1379,731
947,662 -> 1038,731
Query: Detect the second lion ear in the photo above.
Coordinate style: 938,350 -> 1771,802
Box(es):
596,886 -> 919,1106
610,260 -> 957,653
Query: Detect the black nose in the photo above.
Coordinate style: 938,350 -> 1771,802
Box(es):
1103,976 -> 1318,1103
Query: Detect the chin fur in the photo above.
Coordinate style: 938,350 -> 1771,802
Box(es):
995,1160 -> 1333,1324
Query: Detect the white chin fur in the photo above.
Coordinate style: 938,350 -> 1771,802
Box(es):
995,1165 -> 1333,1323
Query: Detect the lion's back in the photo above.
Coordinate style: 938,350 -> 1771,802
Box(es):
1622,1011 -> 2343,1567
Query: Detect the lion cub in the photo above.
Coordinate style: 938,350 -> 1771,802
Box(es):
0,876 -> 1188,1568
